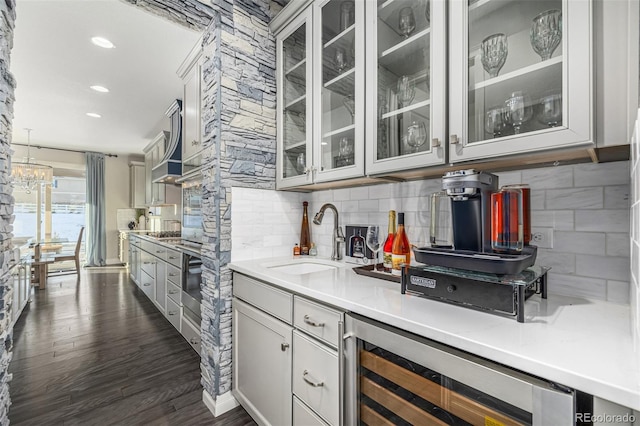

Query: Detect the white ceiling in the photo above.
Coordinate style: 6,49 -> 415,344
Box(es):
9,0 -> 202,157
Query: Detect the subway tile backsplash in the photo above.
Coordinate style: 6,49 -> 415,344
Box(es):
231,160 -> 632,307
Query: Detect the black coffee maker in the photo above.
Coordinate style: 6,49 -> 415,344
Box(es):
442,169 -> 498,253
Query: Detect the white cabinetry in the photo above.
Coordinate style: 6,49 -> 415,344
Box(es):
274,0 -> 366,189
178,38 -> 203,174
10,260 -> 31,327
129,161 -> 146,208
233,272 -> 344,425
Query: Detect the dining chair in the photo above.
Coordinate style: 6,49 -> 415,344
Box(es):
50,226 -> 85,277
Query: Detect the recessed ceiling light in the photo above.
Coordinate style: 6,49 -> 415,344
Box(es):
86,113 -> 102,118
91,37 -> 115,49
90,85 -> 109,93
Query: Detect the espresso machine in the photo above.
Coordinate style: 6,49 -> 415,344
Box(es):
405,170 -> 545,323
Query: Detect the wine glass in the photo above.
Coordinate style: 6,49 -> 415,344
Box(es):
530,9 -> 562,61
537,92 -> 562,127
340,1 -> 355,32
485,106 -> 506,138
334,46 -> 347,73
398,7 -> 416,39
405,120 -> 427,153
425,0 -> 430,25
366,226 -> 382,271
343,95 -> 355,123
504,91 -> 532,134
481,33 -> 508,78
396,75 -> 415,108
296,152 -> 306,174
339,137 -> 354,165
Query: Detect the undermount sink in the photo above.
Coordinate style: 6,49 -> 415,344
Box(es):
263,259 -> 343,275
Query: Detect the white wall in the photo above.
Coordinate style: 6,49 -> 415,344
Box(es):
629,111 -> 640,343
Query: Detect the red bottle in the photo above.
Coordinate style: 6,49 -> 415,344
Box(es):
391,212 -> 410,276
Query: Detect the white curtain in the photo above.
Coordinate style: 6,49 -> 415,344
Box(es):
85,152 -> 106,266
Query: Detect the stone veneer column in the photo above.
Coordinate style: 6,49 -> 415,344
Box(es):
0,1 -> 16,423
198,0 -> 282,404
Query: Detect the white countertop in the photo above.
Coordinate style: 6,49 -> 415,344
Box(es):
229,256 -> 640,411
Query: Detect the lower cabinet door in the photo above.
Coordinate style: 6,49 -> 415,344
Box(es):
294,396 -> 329,426
293,330 -> 339,426
233,298 -> 292,426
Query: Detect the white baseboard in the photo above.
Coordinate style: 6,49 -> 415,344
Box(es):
203,389 -> 239,417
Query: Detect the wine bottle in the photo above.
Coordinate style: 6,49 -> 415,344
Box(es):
383,210 -> 396,272
300,201 -> 311,255
391,212 -> 410,276
350,229 -> 365,258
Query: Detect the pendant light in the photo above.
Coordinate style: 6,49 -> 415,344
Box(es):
11,128 -> 53,194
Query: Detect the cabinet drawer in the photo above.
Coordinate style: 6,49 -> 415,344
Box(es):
167,280 -> 181,305
141,259 -> 157,278
181,316 -> 201,355
140,270 -> 154,299
293,396 -> 329,426
166,248 -> 181,267
293,331 -> 339,426
166,297 -> 181,331
233,273 -> 292,324
166,263 -> 181,286
294,296 -> 342,347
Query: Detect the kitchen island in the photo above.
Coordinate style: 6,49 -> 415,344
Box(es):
229,256 -> 640,414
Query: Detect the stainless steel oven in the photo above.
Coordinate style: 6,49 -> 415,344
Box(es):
345,313 -> 581,425
181,247 -> 202,325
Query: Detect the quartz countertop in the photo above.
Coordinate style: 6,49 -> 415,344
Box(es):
229,256 -> 640,411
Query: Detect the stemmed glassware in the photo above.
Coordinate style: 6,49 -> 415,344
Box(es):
538,92 -> 562,127
504,91 -> 532,134
396,75 -> 415,108
398,7 -> 416,39
296,152 -> 306,174
343,95 -> 355,123
485,107 -> 506,138
366,226 -> 382,271
481,33 -> 508,78
405,120 -> 427,153
530,9 -> 562,61
339,137 -> 354,165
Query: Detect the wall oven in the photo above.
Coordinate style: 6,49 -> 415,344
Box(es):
345,313 -> 583,425
181,247 -> 202,326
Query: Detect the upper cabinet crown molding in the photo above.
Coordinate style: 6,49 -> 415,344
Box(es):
177,35 -> 204,78
270,0 -> 314,34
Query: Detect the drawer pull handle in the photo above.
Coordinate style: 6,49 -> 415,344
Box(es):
168,311 -> 177,316
169,256 -> 178,259
168,273 -> 177,277
303,315 -> 324,327
190,337 -> 199,344
302,370 -> 324,388
281,342 -> 290,351
143,283 -> 151,286
169,290 -> 178,294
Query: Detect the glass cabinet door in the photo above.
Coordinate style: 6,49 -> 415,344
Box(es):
276,9 -> 313,188
449,0 -> 592,163
313,0 -> 365,183
365,0 -> 446,175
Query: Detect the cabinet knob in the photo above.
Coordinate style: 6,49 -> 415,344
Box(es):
450,134 -> 460,144
303,314 -> 325,327
281,342 -> 290,351
432,138 -> 441,147
302,370 -> 324,387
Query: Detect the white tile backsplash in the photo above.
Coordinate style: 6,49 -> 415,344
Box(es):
231,161 -> 633,309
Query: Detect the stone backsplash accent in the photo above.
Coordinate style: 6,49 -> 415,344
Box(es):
0,0 -> 16,424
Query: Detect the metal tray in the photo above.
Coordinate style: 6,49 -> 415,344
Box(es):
412,245 -> 537,275
353,264 -> 401,283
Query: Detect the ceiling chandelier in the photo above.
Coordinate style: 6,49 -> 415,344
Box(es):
11,128 -> 53,194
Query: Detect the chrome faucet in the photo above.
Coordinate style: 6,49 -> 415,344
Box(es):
312,203 -> 344,261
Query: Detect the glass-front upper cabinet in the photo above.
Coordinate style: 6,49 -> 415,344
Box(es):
276,8 -> 313,188
449,0 -> 592,163
365,0 -> 447,175
312,0 -> 365,183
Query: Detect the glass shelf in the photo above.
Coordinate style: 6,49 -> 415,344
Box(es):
284,95 -> 306,113
383,99 -> 430,120
472,56 -> 562,91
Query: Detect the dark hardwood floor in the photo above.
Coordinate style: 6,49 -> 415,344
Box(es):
9,268 -> 256,426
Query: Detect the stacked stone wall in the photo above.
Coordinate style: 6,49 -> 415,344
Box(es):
0,0 -> 16,423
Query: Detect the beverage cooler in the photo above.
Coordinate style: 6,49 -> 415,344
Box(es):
344,313 -> 581,425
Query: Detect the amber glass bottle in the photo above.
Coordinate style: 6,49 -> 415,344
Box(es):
300,201 -> 311,255
391,212 -> 410,276
382,210 -> 396,272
